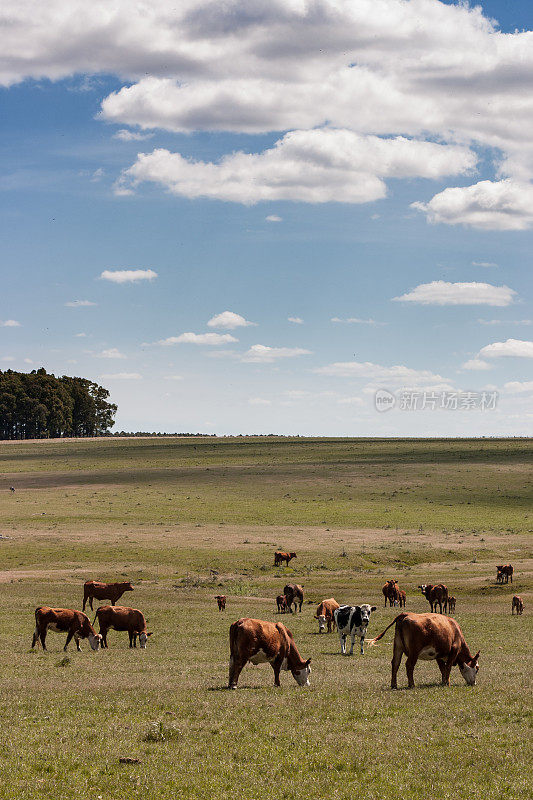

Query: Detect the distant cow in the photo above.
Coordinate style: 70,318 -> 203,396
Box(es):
274,551 -> 297,567
276,594 -> 289,613
32,607 -> 102,652
315,598 -> 340,633
447,596 -> 456,614
94,606 -> 152,648
382,579 -> 400,607
369,612 -> 480,689
82,580 -> 133,611
334,604 -> 377,655
283,583 -> 304,613
512,596 -> 524,615
418,583 -> 448,614
10,486 -> 15,493
398,589 -> 406,608
496,565 -> 513,584
215,595 -> 226,611
228,618 -> 311,689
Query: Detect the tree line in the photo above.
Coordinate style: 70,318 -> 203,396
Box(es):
0,368 -> 117,439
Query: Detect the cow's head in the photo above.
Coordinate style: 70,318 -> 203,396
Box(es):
360,604 -> 377,628
125,583 -> 134,592
88,632 -> 102,651
317,614 -> 327,633
289,552 -> 297,559
458,651 -> 480,686
139,631 -> 153,649
292,658 -> 311,686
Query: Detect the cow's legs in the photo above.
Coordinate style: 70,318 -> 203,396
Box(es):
391,635 -> 403,689
82,595 -> 87,612
89,596 -> 94,611
64,631 -> 74,651
228,655 -> 246,689
436,658 -> 447,685
74,633 -> 82,652
360,635 -> 365,655
271,657 -> 283,687
405,655 -> 418,688
31,627 -> 39,649
349,634 -> 355,656
339,633 -> 346,654
101,629 -> 109,648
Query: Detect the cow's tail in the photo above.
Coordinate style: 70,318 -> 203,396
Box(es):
92,608 -> 100,625
367,614 -> 406,647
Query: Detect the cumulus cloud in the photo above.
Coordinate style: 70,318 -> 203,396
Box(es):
1,319 -> 21,327
412,180 -> 533,230
163,374 -> 183,380
313,360 -> 447,386
462,359 -> 492,371
100,268 -> 157,283
288,317 -> 303,324
249,397 -> 272,405
98,348 -> 127,359
158,332 -> 238,346
207,311 -> 256,329
478,319 -> 533,326
472,261 -> 498,268
331,317 -> 383,325
266,215 -> 282,222
242,344 -> 312,363
478,339 -> 533,358
113,129 -> 154,141
65,300 -> 97,307
504,381 -> 533,393
99,372 -> 142,380
393,281 -> 516,307
115,130 -> 475,205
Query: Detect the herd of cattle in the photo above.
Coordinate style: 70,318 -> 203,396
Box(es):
30,555 -> 524,691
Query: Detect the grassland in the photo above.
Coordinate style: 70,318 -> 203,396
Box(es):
0,437 -> 531,800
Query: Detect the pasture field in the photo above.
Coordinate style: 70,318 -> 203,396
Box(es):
0,436 -> 531,800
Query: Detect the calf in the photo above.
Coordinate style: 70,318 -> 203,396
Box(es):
215,595 -> 226,611
94,606 -> 152,648
228,618 -> 311,689
398,589 -> 406,608
32,607 -> 102,652
512,595 -> 524,615
382,579 -> 400,607
274,551 -> 297,567
83,580 -> 133,611
284,583 -> 304,613
334,604 -> 377,655
369,612 -> 479,689
276,594 -> 289,613
418,583 -> 448,614
496,565 -> 513,584
315,598 -> 340,633
447,596 -> 456,614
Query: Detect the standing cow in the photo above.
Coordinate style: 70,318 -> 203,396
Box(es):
215,595 -> 226,611
315,598 -> 340,633
83,580 -> 133,611
94,605 -> 152,648
418,583 -> 448,614
32,607 -> 102,652
382,580 -> 400,607
283,584 -> 304,613
274,552 -> 297,567
276,594 -> 289,613
496,565 -> 513,584
228,618 -> 311,689
512,596 -> 524,615
334,604 -> 377,655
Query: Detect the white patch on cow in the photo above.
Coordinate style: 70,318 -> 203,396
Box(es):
318,615 -> 326,633
47,624 -> 62,633
459,662 -> 477,686
88,633 -> 102,651
139,632 -> 148,648
250,649 -> 271,665
293,664 -> 311,686
418,647 -> 438,660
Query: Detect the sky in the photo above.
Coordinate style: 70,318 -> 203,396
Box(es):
1,0 -> 532,436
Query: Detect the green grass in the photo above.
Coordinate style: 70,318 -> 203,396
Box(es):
0,437 -> 531,799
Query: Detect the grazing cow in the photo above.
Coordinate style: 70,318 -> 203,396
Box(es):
10,486 -> 15,493
398,589 -> 407,609
496,565 -> 513,584
274,551 -> 297,567
283,583 -> 304,613
334,604 -> 377,655
369,612 -> 480,689
94,606 -> 152,648
315,598 -> 340,633
228,618 -> 311,689
447,596 -> 456,614
418,583 -> 448,614
215,595 -> 226,611
276,594 -> 289,613
512,595 -> 524,615
32,607 -> 102,652
382,579 -> 400,607
82,580 -> 134,611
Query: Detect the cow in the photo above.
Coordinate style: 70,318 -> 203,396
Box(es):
276,594 -> 289,613
10,486 -> 15,493
334,604 -> 377,655
418,583 -> 448,614
315,598 -> 340,633
447,596 -> 456,614
283,583 -> 304,613
215,595 -> 226,611
496,565 -> 513,584
32,607 -> 102,652
274,551 -> 297,567
382,579 -> 400,607
82,580 -> 133,611
228,618 -> 311,689
512,595 -> 524,615
369,612 -> 480,689
398,589 -> 406,608
94,606 -> 152,648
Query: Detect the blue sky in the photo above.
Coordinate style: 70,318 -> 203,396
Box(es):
1,1 -> 532,435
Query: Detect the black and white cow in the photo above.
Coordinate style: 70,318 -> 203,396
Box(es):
334,604 -> 377,655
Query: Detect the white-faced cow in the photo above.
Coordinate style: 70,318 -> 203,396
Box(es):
382,579 -> 400,607
315,598 -> 340,633
215,595 -> 226,611
369,612 -> 480,689
283,583 -> 304,613
228,618 -> 311,689
32,607 -> 102,652
334,604 -> 377,655
83,580 -> 133,611
94,606 -> 152,648
418,583 -> 448,614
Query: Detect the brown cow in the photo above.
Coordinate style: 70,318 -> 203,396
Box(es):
94,606 -> 152,648
274,551 -> 297,567
315,598 -> 340,633
512,595 -> 524,615
382,579 -> 400,607
398,589 -> 406,609
284,583 -> 304,613
496,565 -> 513,584
447,596 -> 456,614
215,595 -> 226,611
276,594 -> 289,613
228,618 -> 311,689
83,580 -> 133,611
32,607 -> 102,652
369,612 -> 480,689
418,583 -> 448,614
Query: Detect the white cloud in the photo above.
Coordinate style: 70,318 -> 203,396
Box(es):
337,396 -> 365,406
158,332 -> 238,346
98,348 -> 127,359
313,360 -> 447,386
75,332 -> 87,337
115,130 -> 475,205
288,317 -> 304,324
91,167 -> 105,182
163,374 -> 183,380
242,344 -> 312,363
266,215 -> 282,222
99,372 -> 142,380
207,311 -> 256,329
65,300 -> 97,307
249,397 -> 272,405
478,319 -> 533,326
100,269 -> 158,283
479,339 -> 533,358
331,316 -> 383,325
113,129 -> 154,141
23,358 -> 33,364
393,281 -> 516,307
472,261 -> 498,268
504,381 -> 533,393
412,180 -> 533,231
1,319 -> 21,327
462,359 -> 492,371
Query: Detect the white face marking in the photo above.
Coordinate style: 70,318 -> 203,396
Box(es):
459,662 -> 477,686
139,632 -> 148,648
88,633 -> 102,651
293,664 -> 311,686
318,615 -> 326,633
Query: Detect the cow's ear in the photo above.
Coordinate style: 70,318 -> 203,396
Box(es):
473,650 -> 480,661
147,632 -> 153,637
305,658 -> 312,666
371,606 -> 377,612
